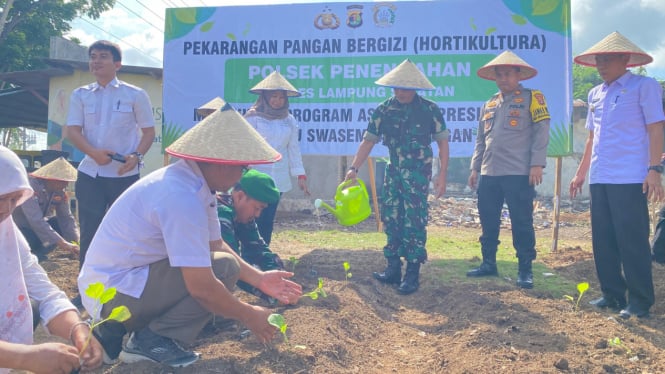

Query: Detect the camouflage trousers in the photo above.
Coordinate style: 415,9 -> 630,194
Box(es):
381,165 -> 430,263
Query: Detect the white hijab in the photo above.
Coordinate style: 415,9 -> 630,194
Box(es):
0,146 -> 34,346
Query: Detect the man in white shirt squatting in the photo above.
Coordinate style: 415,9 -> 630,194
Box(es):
78,102 -> 303,368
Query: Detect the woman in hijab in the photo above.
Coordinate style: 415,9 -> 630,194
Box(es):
245,71 -> 310,245
0,146 -> 102,373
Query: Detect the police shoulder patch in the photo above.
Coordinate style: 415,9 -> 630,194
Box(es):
530,89 -> 550,123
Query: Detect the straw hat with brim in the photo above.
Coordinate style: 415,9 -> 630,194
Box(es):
166,103 -> 281,165
375,59 -> 435,90
196,97 -> 227,117
477,50 -> 537,81
249,71 -> 301,97
574,31 -> 652,67
30,157 -> 77,182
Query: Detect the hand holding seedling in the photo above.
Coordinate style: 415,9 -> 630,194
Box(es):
257,270 -> 303,304
80,282 -> 131,367
242,305 -> 279,343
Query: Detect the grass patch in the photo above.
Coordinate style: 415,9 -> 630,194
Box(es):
276,228 -> 584,299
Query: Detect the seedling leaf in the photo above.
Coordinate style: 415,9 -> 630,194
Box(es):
85,282 -> 105,299
577,282 -> 589,294
99,288 -> 117,304
107,305 -> 131,322
267,313 -> 288,343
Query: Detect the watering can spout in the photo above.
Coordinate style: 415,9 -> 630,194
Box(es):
314,198 -> 340,218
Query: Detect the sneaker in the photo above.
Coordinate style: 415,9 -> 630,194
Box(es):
119,328 -> 200,368
92,321 -> 126,364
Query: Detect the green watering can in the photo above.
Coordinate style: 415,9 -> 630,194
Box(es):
314,178 -> 372,226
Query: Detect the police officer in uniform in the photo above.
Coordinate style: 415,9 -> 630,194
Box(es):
466,51 -> 550,289
13,157 -> 80,261
346,59 -> 450,295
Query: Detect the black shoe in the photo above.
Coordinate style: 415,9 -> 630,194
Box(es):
119,328 -> 200,368
516,271 -> 533,289
397,262 -> 420,295
618,305 -> 650,319
92,321 -> 126,364
589,296 -> 626,311
373,257 -> 402,285
466,262 -> 498,277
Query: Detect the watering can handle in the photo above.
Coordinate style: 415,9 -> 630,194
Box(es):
337,178 -> 369,198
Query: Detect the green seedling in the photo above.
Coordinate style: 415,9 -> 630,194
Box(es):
267,313 -> 306,349
80,282 -> 131,355
268,313 -> 288,343
287,256 -> 300,271
302,277 -> 327,300
343,261 -> 352,282
563,282 -> 589,311
608,337 -> 633,355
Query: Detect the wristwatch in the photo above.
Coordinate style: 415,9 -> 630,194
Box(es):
348,166 -> 358,173
648,165 -> 664,173
131,152 -> 143,162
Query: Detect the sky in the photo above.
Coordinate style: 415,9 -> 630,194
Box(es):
66,0 -> 665,79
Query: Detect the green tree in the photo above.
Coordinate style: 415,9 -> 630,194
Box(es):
0,0 -> 115,74
572,64 -> 602,101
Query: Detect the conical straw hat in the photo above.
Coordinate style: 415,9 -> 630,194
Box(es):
196,97 -> 227,117
31,157 -> 77,182
249,71 -> 301,97
574,31 -> 652,67
375,59 -> 435,90
166,102 -> 281,165
477,50 -> 537,81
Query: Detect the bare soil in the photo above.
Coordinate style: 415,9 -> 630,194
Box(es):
38,201 -> 665,374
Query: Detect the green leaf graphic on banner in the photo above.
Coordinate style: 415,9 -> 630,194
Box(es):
532,0 -> 559,16
227,33 -> 237,41
175,8 -> 197,23
165,8 -> 216,42
162,121 -> 186,152
547,121 -> 572,156
470,17 -> 477,31
503,0 -> 569,35
485,27 -> 497,35
200,21 -> 214,32
512,14 -> 527,25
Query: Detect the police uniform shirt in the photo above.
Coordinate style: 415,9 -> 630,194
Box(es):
471,85 -> 550,176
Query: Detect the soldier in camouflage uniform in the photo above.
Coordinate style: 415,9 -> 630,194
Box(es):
346,59 -> 450,295
467,51 -> 550,289
217,169 -> 283,301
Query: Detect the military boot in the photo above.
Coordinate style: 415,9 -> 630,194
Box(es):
467,247 -> 498,277
466,260 -> 498,277
397,262 -> 420,295
373,256 -> 402,285
516,258 -> 533,289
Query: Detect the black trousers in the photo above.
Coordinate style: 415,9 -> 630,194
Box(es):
75,171 -> 139,268
19,217 -> 62,259
477,175 -> 536,262
589,183 -> 654,310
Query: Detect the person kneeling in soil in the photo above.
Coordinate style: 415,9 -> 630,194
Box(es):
218,169 -> 285,304
0,146 -> 102,373
78,103 -> 302,369
13,157 -> 80,262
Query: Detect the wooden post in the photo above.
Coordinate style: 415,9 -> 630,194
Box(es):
367,158 -> 382,232
551,157 -> 562,252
